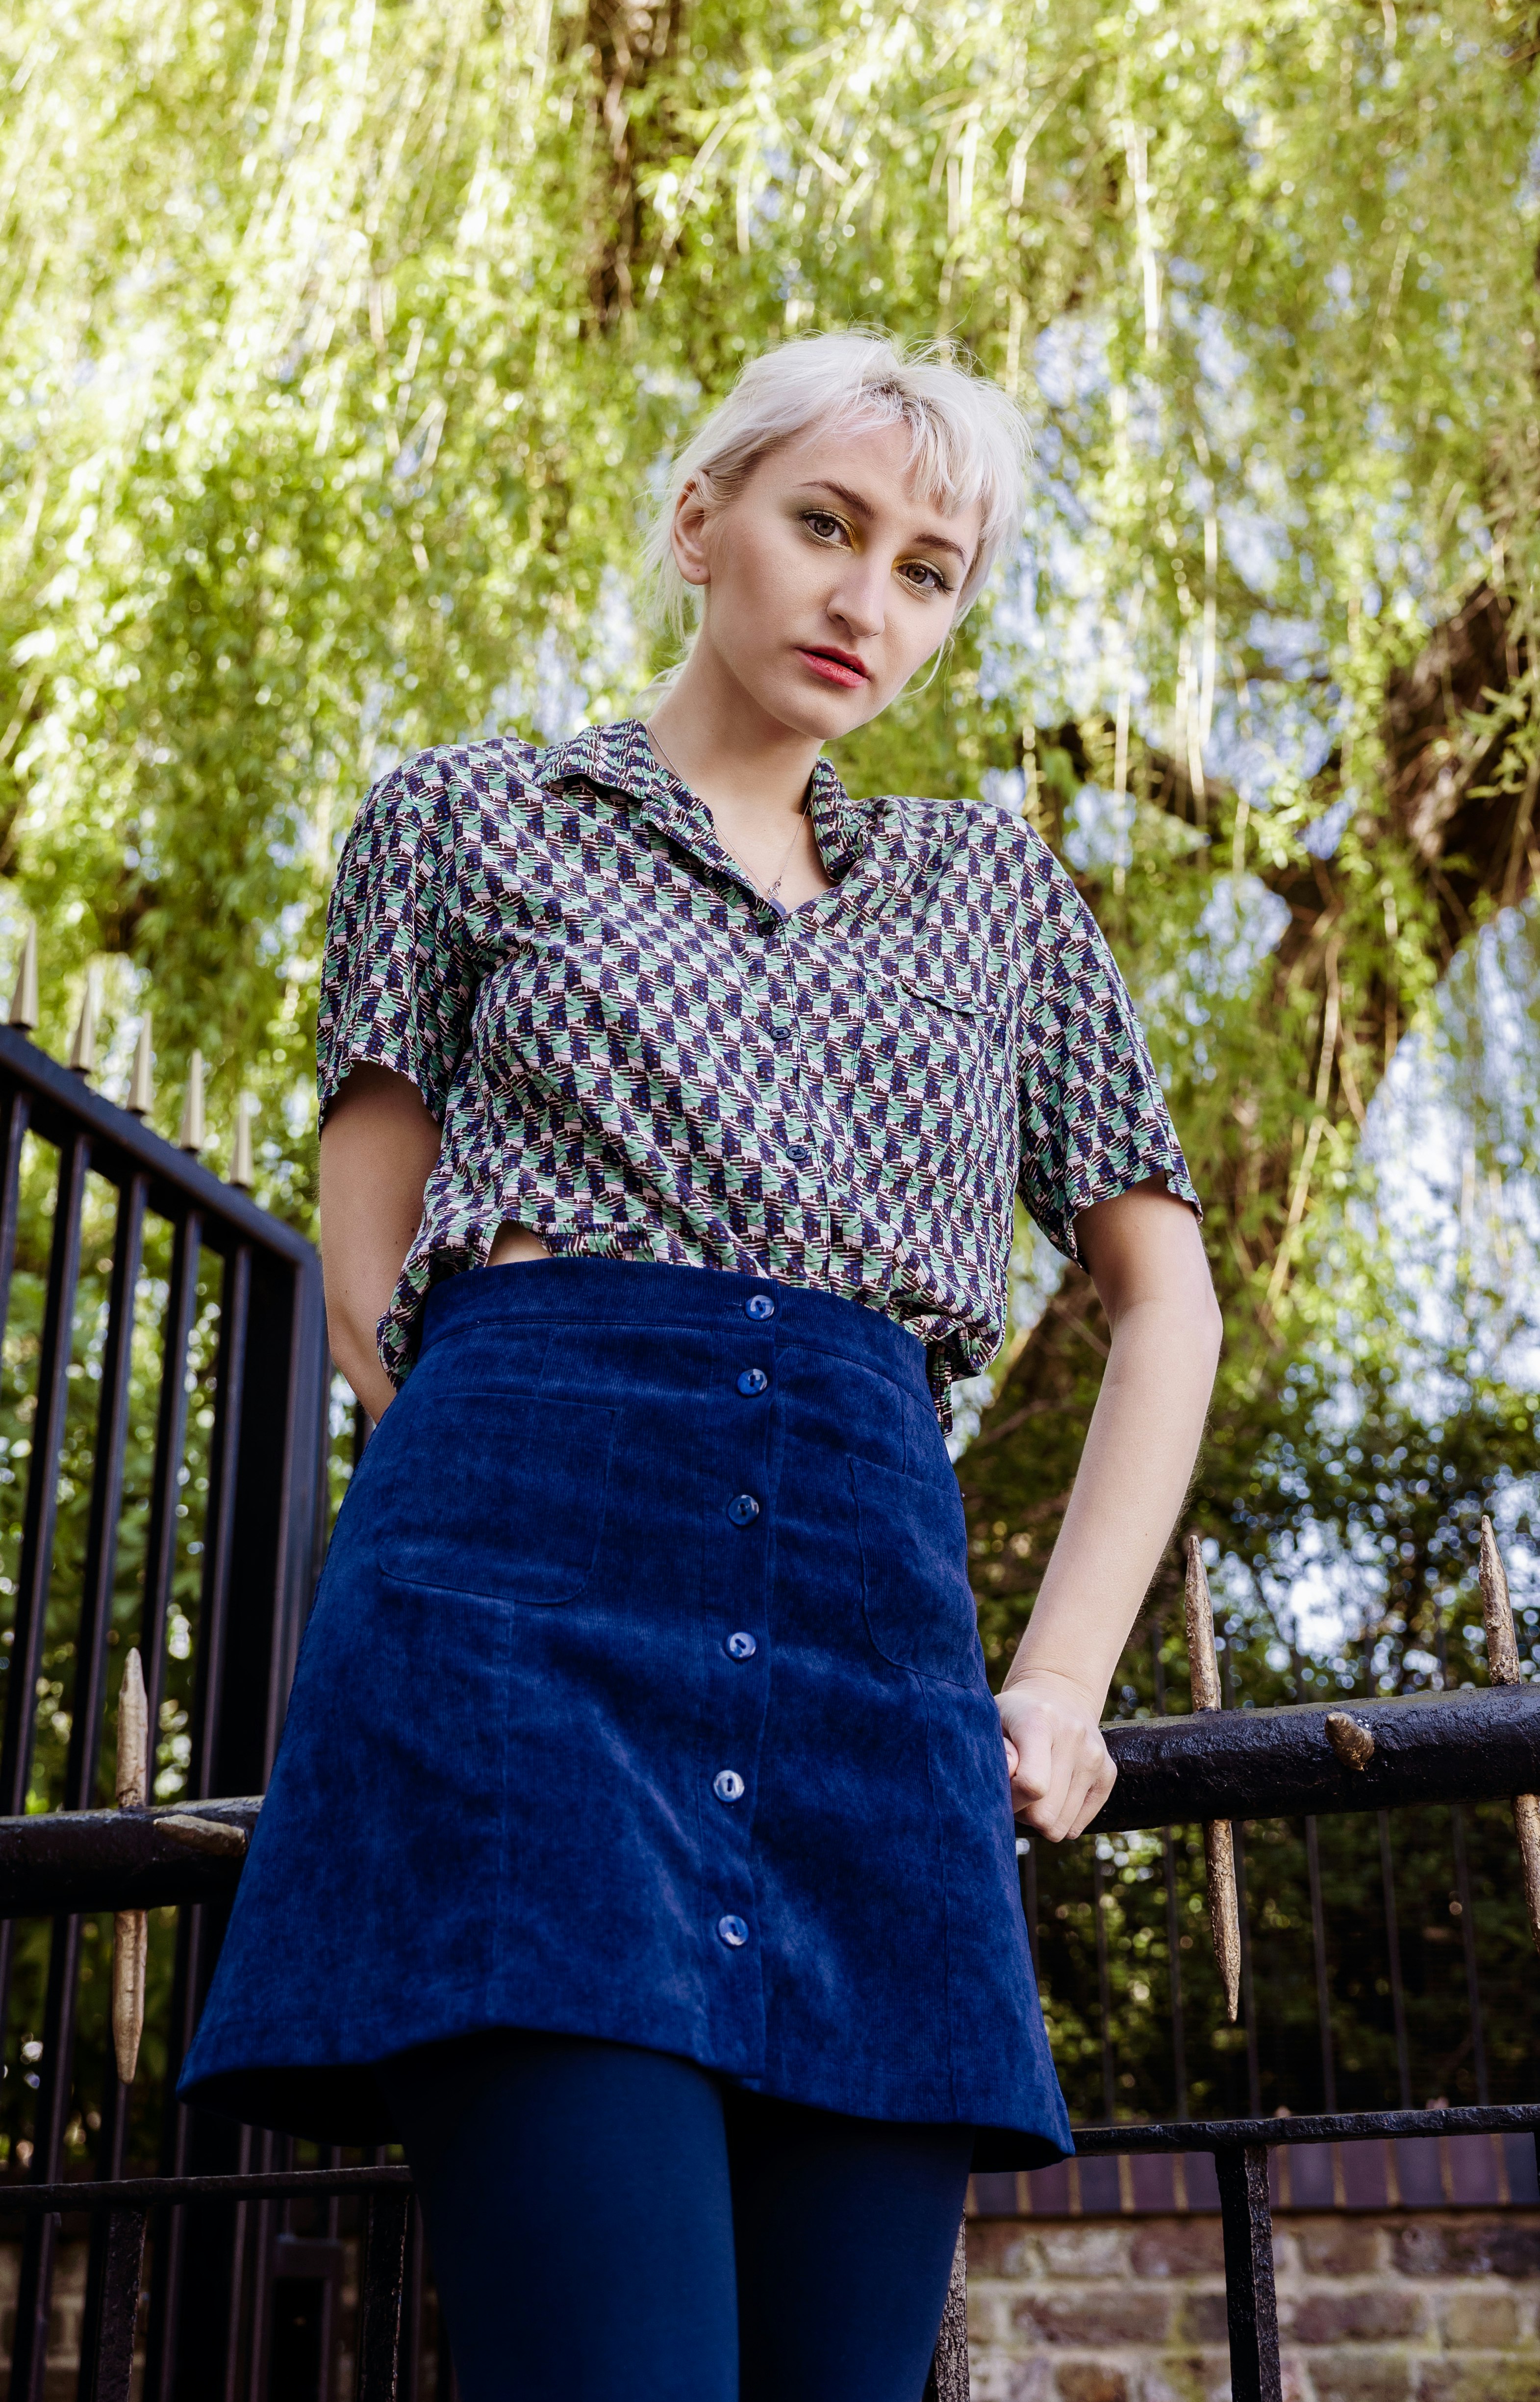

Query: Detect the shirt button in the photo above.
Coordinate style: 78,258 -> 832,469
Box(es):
744,1293 -> 776,1320
736,1368 -> 769,1397
717,1915 -> 750,1948
727,1493 -> 760,1526
786,1142 -> 812,1165
713,1769 -> 746,1803
725,1631 -> 757,1660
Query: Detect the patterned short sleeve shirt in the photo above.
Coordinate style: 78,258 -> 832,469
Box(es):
317,718 -> 1200,1413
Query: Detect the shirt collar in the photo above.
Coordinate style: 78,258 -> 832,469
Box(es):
536,719 -> 871,888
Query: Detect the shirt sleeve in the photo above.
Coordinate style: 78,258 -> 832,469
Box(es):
315,759 -> 480,1125
1016,870 -> 1201,1265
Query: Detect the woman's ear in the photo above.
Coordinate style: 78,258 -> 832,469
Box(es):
670,477 -> 713,591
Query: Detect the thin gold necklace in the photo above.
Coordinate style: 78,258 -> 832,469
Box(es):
645,726 -> 809,906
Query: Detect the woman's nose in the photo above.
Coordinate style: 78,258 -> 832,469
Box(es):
827,563 -> 886,641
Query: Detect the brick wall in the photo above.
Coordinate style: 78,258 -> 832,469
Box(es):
966,2209 -> 1540,2402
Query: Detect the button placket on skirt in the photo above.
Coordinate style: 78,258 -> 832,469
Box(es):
696,1300 -> 777,2070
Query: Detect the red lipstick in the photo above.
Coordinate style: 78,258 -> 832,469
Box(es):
796,647 -> 869,689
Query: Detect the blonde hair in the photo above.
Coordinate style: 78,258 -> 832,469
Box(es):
642,330 -> 1030,637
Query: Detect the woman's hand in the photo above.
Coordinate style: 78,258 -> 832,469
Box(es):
997,1669 -> 1116,1842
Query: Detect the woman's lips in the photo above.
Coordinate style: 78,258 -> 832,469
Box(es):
796,648 -> 869,689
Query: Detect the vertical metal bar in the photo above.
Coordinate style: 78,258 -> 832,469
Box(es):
922,2220 -> 970,2402
17,1176 -> 149,2402
0,1084 -> 32,1342
1378,1810 -> 1413,2111
0,1127 -> 89,1812
1448,1803 -> 1489,2106
1304,1816 -> 1337,2113
138,1209 -> 201,1735
78,2205 -> 148,2402
1213,2145 -> 1283,2402
66,1172 -> 148,1808
1161,1832 -> 1188,2121
1092,1849 -> 1117,2121
1231,1825 -> 1262,2118
9,1918 -> 80,2401
401,2196 -> 425,2402
357,2188 -> 412,2402
1153,1628 -> 1188,2119
188,1244 -> 250,1801
2,1130 -> 89,2402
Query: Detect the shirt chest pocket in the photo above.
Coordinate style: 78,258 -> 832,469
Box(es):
832,972 -> 1007,1177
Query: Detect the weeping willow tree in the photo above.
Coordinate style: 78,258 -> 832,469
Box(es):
1,0 -> 1538,1644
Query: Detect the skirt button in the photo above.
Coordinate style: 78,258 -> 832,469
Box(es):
713,1769 -> 746,1803
744,1293 -> 776,1320
727,1493 -> 761,1525
717,1914 -> 750,1948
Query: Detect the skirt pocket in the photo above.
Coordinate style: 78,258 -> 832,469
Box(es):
374,1390 -> 616,1604
851,1453 -> 982,1686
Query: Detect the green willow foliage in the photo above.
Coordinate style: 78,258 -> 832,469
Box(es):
2,0 -> 1538,1174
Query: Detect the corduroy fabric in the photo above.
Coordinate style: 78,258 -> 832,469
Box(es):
178,1258 -> 1072,2170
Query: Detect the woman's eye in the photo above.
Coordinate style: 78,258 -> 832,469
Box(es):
804,512 -> 845,541
901,560 -> 948,594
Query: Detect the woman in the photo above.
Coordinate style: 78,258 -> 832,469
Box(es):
180,332 -> 1221,2402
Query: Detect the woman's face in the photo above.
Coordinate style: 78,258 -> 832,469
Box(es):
671,419 -> 984,740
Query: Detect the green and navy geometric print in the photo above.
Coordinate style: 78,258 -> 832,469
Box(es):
317,717 -> 1199,1412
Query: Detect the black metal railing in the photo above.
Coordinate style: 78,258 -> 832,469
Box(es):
0,1012 -> 1535,2402
0,1018 -> 329,2400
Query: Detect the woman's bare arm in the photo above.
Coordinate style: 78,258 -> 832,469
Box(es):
318,1064 -> 442,1422
996,1181 -> 1223,1840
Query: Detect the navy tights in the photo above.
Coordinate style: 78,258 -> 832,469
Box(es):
379,2030 -> 973,2402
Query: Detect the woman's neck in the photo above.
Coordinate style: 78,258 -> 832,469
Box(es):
643,642 -> 822,825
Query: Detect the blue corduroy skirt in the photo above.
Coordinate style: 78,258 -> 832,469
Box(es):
179,1259 -> 1072,2169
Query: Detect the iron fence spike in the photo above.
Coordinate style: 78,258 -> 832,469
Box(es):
178,1049 -> 205,1154
157,1814 -> 248,1858
111,1649 -> 148,2084
8,921 -> 37,1032
126,1015 -> 153,1117
1479,1514 -> 1540,1952
229,1092 -> 254,1189
68,963 -> 99,1078
1186,1533 -> 1242,2022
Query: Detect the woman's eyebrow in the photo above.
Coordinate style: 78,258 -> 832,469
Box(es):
793,479 -> 971,568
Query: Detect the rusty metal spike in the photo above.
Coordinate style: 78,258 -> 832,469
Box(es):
178,1050 -> 205,1155
230,1093 -> 255,1189
158,1814 -> 249,1858
68,964 -> 99,1078
1185,1534 -> 1241,2022
1479,1515 -> 1540,1952
127,1015 -> 153,1117
1325,1711 -> 1376,1770
1480,1515 -> 1521,1685
111,1648 -> 149,2083
8,921 -> 37,1032
1185,1533 -> 1223,1713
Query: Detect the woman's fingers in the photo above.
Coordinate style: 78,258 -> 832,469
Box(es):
998,1688 -> 1116,1842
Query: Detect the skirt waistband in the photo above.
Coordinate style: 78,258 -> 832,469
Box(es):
419,1258 -> 930,1393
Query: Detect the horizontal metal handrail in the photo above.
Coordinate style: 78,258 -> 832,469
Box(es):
0,1797 -> 262,1914
1092,1683 -> 1540,1830
0,2104 -> 1530,2220
1071,2101 -> 1540,2152
0,2164 -> 412,2213
2,1679 -> 1537,1916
